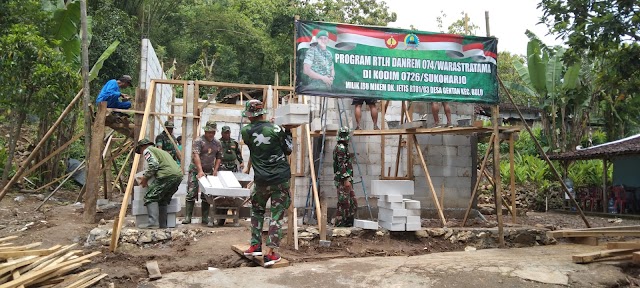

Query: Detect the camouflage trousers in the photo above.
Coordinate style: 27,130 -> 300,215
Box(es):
145,174 -> 182,206
186,164 -> 209,203
335,183 -> 357,226
219,162 -> 238,172
250,181 -> 291,248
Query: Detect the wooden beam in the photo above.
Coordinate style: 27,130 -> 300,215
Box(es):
0,251 -> 100,288
568,237 -> 599,246
606,242 -> 640,249
0,89 -> 83,202
394,101 -> 407,177
287,128 -> 297,248
492,106 -> 505,247
84,102 -> 107,224
461,133 -> 495,226
559,230 -> 640,238
572,248 -> 638,264
181,83 -> 188,173
411,134 -> 446,225
380,100 -> 387,177
108,108 -> 200,119
110,80 -> 156,252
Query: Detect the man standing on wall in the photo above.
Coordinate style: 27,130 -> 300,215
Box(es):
181,121 -> 222,226
240,100 -> 294,267
333,126 -> 357,227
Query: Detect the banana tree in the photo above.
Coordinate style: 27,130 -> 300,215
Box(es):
503,31 -> 581,153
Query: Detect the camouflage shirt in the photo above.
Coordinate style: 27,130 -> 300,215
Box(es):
241,120 -> 292,185
304,45 -> 333,89
142,146 -> 182,179
191,135 -> 222,172
333,143 -> 353,186
220,138 -> 243,164
155,131 -> 178,161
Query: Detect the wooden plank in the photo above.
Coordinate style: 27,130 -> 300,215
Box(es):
633,252 -> 640,264
71,273 -> 107,288
50,268 -> 101,288
0,251 -> 101,288
562,230 -> 640,237
547,225 -> 640,238
84,101 -> 107,223
12,270 -> 24,288
302,96 -> 323,240
606,242 -> 640,249
572,248 -> 639,264
231,245 -> 290,268
146,261 -> 162,280
20,244 -> 77,273
0,245 -> 60,259
0,242 -> 41,251
568,237 -> 599,246
0,236 -> 17,243
0,256 -> 39,276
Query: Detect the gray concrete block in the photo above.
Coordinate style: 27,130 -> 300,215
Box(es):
354,219 -> 378,230
403,199 -> 421,210
381,194 -> 403,203
379,215 -> 406,223
379,220 -> 405,231
406,209 -> 421,216
275,103 -> 310,115
424,155 -> 444,166
457,145 -> 472,156
371,180 -> 414,196
442,135 -> 471,146
377,199 -> 404,209
446,177 -> 471,189
406,216 -> 421,224
218,171 -> 242,188
167,213 -> 177,228
428,146 -> 458,156
132,200 -> 147,216
406,222 -> 421,231
429,165 -> 457,177
274,114 -> 309,126
379,207 -> 407,218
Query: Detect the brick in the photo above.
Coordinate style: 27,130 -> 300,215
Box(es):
406,209 -> 421,216
274,114 -> 309,126
218,171 -> 242,188
428,146 -> 458,156
379,207 -> 408,218
379,215 -> 406,223
406,216 -> 421,224
379,220 -> 405,231
370,180 -> 414,196
354,219 -> 378,230
381,194 -> 403,203
429,166 -> 457,177
377,199 -> 404,209
457,145 -> 472,156
403,199 -> 421,210
406,222 -> 421,231
442,135 -> 471,146
275,103 -> 310,115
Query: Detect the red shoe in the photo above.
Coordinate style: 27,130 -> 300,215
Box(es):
243,244 -> 262,256
263,252 -> 281,267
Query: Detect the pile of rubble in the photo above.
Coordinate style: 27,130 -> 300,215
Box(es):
85,224 -> 206,247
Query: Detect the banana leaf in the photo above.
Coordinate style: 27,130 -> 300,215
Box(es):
527,40 -> 547,96
89,40 -> 120,82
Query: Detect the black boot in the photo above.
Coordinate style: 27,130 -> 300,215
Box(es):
201,201 -> 210,226
159,205 -> 168,228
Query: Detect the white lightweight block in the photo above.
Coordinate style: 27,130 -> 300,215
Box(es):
380,194 -> 403,203
275,103 -> 310,115
218,171 -> 242,188
132,200 -> 147,216
274,114 -> 309,126
379,215 -> 406,224
378,207 -> 407,217
202,187 -> 250,197
379,220 -> 405,231
167,213 -> 177,228
354,219 -> 378,230
406,209 -> 421,217
406,216 -> 421,224
403,199 -> 421,210
377,199 -> 404,210
406,223 -> 421,231
167,198 -> 181,213
371,180 -> 414,196
134,186 -> 146,200
204,176 -> 224,189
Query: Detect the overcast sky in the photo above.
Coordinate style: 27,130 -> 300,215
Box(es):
385,0 -> 564,55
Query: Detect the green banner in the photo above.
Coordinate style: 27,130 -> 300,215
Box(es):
295,20 -> 499,104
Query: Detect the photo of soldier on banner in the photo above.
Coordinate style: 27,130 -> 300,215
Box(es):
295,20 -> 499,104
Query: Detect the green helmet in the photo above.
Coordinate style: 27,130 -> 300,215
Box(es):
135,138 -> 153,154
243,99 -> 266,117
337,126 -> 351,142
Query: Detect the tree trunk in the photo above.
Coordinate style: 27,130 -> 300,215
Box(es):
2,111 -> 26,183
560,106 -> 567,153
550,105 -> 558,152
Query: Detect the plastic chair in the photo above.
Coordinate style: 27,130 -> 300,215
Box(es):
587,187 -> 603,212
575,187 -> 590,210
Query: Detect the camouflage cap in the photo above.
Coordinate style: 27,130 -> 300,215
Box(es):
164,120 -> 174,128
203,121 -> 217,132
337,126 -> 351,142
135,138 -> 153,154
221,126 -> 231,132
243,99 -> 266,117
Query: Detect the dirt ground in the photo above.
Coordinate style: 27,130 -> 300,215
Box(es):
3,188 -> 640,287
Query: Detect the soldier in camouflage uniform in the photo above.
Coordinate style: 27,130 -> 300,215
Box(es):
333,126 -> 357,227
136,139 -> 183,229
181,121 -> 222,226
155,120 -> 179,162
303,30 -> 334,90
240,99 -> 294,267
219,126 -> 244,172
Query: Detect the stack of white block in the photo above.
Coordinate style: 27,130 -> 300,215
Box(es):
372,180 -> 421,231
274,104 -> 310,126
199,171 -> 250,197
132,186 -> 181,228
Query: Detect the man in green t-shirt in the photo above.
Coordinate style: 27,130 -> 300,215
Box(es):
240,100 -> 294,267
136,138 -> 183,229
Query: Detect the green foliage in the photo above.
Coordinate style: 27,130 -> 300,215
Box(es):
568,160 -> 610,188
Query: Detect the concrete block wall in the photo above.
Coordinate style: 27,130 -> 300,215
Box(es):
294,97 -> 475,212
139,39 -> 173,138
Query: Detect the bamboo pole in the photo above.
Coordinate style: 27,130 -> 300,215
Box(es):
30,171 -> 75,193
154,114 -> 183,162
603,159 -> 608,213
0,90 -> 83,201
21,133 -> 83,178
499,77 -> 590,227
394,101 -> 407,177
412,134 -> 446,225
461,133 -> 494,226
492,106 -> 505,247
380,101 -> 387,177
509,133 -> 516,223
302,96 -> 323,240
36,161 -> 85,211
110,80 -> 156,251
112,149 -> 133,194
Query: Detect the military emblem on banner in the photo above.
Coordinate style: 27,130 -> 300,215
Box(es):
385,35 -> 399,49
404,34 -> 419,50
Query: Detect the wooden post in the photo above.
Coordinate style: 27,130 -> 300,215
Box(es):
113,149 -> 133,194
603,158 -> 608,213
407,103 -> 415,179
154,114 -> 183,162
412,134 -> 446,225
499,77 -> 590,227
302,96 -> 323,240
394,102 -> 406,177
492,106 -> 505,247
181,82 -> 188,173
103,135 -> 114,199
84,102 -> 107,223
110,80 -> 156,251
193,82 -> 200,140
0,90 -> 82,202
509,133 -> 516,223
80,0 -> 91,198
287,128 -> 297,247
380,100 -> 387,178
